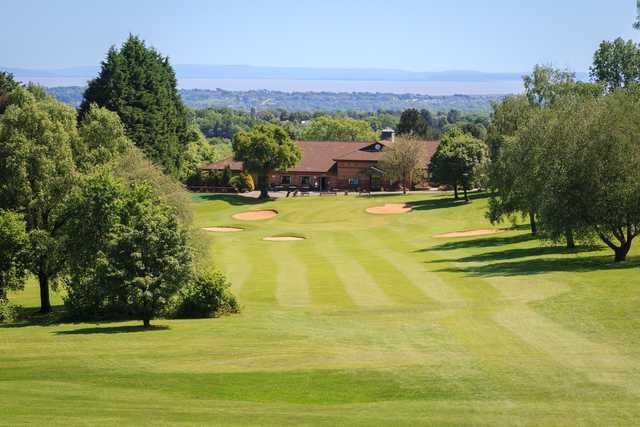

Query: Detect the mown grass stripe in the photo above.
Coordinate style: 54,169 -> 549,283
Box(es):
294,240 -> 355,307
270,240 -> 310,307
333,231 -> 432,306
238,241 -> 278,305
368,226 -> 465,305
323,232 -> 392,307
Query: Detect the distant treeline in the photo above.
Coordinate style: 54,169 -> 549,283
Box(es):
46,86 -> 503,113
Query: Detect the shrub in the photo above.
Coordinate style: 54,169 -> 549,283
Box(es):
229,173 -> 254,192
169,270 -> 239,318
0,298 -> 21,322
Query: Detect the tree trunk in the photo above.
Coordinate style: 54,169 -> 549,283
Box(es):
143,317 -> 151,328
453,184 -> 459,200
38,271 -> 52,314
258,173 -> 269,199
529,211 -> 537,236
565,229 -> 575,250
596,228 -> 633,262
613,240 -> 632,262
463,186 -> 469,202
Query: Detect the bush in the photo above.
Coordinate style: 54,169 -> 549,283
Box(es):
169,270 -> 239,318
0,299 -> 20,322
229,173 -> 254,192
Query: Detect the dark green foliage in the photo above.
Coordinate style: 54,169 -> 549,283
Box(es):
233,123 -> 301,198
429,129 -> 489,201
221,165 -> 232,186
397,108 -> 428,136
80,35 -> 188,177
0,71 -> 20,114
590,38 -> 640,92
63,173 -> 192,326
169,270 -> 239,319
0,210 -> 29,301
537,90 -> 640,261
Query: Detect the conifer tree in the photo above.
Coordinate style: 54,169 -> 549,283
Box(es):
80,35 -> 188,176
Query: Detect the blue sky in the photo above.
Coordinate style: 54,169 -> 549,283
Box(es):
1,0 -> 637,72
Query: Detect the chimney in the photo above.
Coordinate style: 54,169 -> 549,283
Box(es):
380,127 -> 395,142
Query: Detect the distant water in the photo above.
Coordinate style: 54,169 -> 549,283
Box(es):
17,76 -> 523,95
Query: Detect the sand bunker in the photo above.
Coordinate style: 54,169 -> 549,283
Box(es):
434,229 -> 505,238
262,236 -> 305,241
202,227 -> 243,233
366,203 -> 412,214
232,210 -> 278,221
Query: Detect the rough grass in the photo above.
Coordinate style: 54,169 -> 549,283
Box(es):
3,192 -> 640,425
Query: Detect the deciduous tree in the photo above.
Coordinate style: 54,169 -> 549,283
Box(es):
0,210 -> 29,301
590,38 -> 640,92
232,124 -> 301,198
429,130 -> 489,202
301,116 -> 377,141
378,137 -> 426,194
0,88 -> 78,313
63,173 -> 192,326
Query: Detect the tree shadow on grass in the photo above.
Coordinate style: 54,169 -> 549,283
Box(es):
428,244 -> 602,264
420,233 -> 537,252
406,192 -> 488,211
191,194 -> 270,205
433,255 -> 640,277
54,324 -> 170,335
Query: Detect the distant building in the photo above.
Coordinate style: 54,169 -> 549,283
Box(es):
200,131 -> 439,191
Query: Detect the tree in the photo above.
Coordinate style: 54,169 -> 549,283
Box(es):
80,35 -> 188,177
178,123 -> 217,181
0,88 -> 135,313
0,210 -> 29,301
74,104 -> 131,171
429,130 -> 489,202
232,124 -> 301,199
63,173 -> 192,326
0,88 -> 78,313
0,71 -> 20,115
540,90 -> 640,261
523,64 -> 575,106
397,108 -> 429,137
487,108 -> 550,236
378,137 -> 426,194
590,38 -> 640,92
301,116 -> 377,141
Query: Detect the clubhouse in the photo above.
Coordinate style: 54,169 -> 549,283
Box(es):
201,129 -> 440,191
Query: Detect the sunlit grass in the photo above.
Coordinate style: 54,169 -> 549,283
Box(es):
3,192 -> 640,425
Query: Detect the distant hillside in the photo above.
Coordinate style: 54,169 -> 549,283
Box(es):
2,64 -> 589,82
46,86 -> 503,113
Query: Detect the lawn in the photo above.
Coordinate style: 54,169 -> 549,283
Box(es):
2,192 -> 640,425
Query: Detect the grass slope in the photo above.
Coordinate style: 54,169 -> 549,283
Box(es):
2,192 -> 640,425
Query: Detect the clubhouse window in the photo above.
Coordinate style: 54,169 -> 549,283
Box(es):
348,177 -> 360,185
301,176 -> 310,186
280,175 -> 292,185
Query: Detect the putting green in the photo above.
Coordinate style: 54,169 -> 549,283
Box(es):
4,192 -> 640,425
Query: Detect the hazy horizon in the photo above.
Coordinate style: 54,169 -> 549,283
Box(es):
1,1 -> 636,72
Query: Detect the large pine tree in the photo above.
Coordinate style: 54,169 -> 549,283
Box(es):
80,35 -> 188,176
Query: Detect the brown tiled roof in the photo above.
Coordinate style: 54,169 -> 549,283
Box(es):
334,149 -> 384,162
289,141 -> 371,172
200,140 -> 441,173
